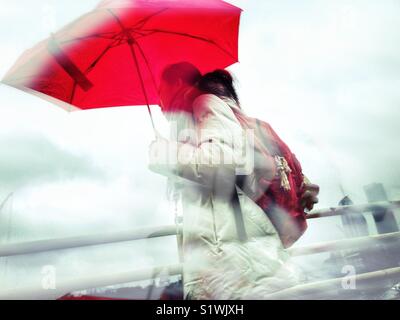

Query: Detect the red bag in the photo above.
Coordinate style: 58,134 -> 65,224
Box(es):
233,110 -> 308,248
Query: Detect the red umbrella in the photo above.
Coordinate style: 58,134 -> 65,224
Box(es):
2,0 -> 241,132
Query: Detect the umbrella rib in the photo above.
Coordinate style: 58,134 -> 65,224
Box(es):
85,46 -> 113,74
70,81 -> 77,105
128,42 -> 156,133
48,35 -> 94,92
131,8 -> 169,30
59,8 -> 168,45
84,37 -> 122,74
139,28 -> 236,60
59,33 -> 117,45
3,40 -> 119,85
107,9 -> 156,134
133,41 -> 159,104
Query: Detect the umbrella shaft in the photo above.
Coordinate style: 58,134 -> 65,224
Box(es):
147,104 -> 157,138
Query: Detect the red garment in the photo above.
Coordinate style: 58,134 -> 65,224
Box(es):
233,110 -> 308,248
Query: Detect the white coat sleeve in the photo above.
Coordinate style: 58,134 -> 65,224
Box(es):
149,94 -> 248,188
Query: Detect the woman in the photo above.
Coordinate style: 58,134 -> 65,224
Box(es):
149,63 -> 306,299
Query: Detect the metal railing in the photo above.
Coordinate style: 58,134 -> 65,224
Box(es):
287,231 -> 400,256
0,264 -> 182,300
1,201 -> 398,258
0,224 -> 180,257
305,200 -> 400,219
263,266 -> 400,300
0,200 -> 399,299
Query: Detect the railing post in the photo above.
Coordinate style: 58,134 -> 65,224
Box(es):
364,183 -> 400,270
174,200 -> 184,296
175,216 -> 184,296
338,196 -> 371,275
364,183 -> 399,234
339,196 -> 369,238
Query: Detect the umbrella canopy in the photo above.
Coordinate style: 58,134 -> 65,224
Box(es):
2,0 -> 241,116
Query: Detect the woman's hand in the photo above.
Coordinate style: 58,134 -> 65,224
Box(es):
149,136 -> 168,156
299,179 -> 320,212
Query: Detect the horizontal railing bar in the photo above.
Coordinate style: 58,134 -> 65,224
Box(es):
263,266 -> 400,300
0,201 -> 398,258
0,224 -> 181,258
0,264 -> 183,300
288,231 -> 400,256
4,263 -> 399,300
306,200 -> 400,219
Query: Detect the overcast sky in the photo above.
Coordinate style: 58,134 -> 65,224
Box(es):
0,0 -> 399,297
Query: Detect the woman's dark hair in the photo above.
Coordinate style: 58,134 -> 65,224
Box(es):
197,69 -> 240,107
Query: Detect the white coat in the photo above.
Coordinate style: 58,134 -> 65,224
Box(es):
149,93 -> 301,300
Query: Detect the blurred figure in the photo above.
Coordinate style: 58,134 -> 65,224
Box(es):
149,62 -> 310,299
